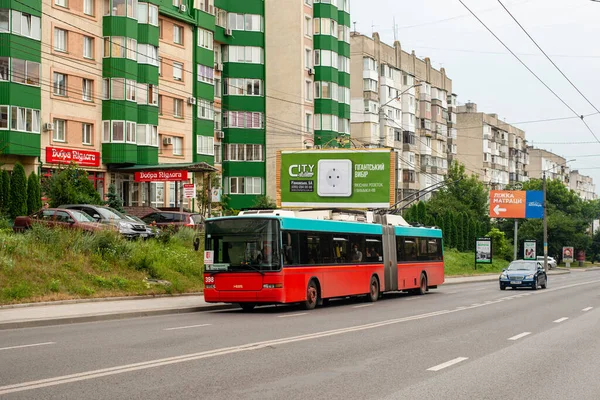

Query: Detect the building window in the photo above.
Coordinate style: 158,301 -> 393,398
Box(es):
197,64 -> 214,84
214,78 -> 221,97
126,38 -> 137,60
82,123 -> 92,145
0,58 -> 6,81
173,62 -> 183,81
84,0 -> 95,16
126,121 -> 136,143
194,0 -> 214,15
305,48 -> 312,69
112,121 -> 124,141
53,119 -> 66,142
225,46 -> 264,64
214,111 -> 221,130
0,106 -> 8,129
173,98 -> 183,118
173,137 -> 183,155
11,59 -> 40,86
137,124 -> 158,146
197,100 -> 213,120
173,24 -> 183,45
225,111 -> 263,129
158,95 -> 162,114
305,80 -> 312,101
111,78 -> 125,100
305,15 -> 312,36
138,44 -> 158,66
305,113 -> 312,133
55,0 -> 68,8
82,79 -> 93,101
9,107 -> 40,133
196,136 -> 214,155
54,28 -> 67,52
158,19 -> 163,38
11,11 -> 41,40
53,73 -> 67,96
198,29 -> 213,50
126,79 -> 136,102
214,143 -> 221,163
83,36 -> 94,59
246,79 -> 262,96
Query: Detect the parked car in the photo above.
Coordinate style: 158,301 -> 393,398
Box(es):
123,214 -> 159,239
536,256 -> 557,269
60,204 -> 150,239
13,208 -> 110,233
140,211 -> 204,231
499,260 -> 548,291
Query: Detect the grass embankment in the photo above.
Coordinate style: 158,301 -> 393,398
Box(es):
444,248 -> 510,276
0,225 -> 204,305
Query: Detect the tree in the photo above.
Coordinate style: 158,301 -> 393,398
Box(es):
1,170 -> 9,216
456,212 -> 465,251
463,213 -> 471,251
252,195 -> 277,209
9,163 -> 27,219
105,184 -> 124,213
416,201 -> 427,224
469,218 -> 478,251
444,211 -> 454,248
26,172 -> 42,214
46,163 -> 103,207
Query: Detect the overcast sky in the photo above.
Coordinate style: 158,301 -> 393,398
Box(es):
350,0 -> 600,192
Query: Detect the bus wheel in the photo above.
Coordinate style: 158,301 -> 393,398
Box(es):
417,273 -> 427,295
239,303 -> 256,312
303,280 -> 319,310
368,276 -> 380,302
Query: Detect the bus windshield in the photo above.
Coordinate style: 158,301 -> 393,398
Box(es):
205,218 -> 281,272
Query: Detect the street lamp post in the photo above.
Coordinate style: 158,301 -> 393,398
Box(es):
379,83 -> 422,147
542,159 -> 575,273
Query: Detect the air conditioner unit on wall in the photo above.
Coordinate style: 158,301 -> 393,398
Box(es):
43,123 -> 54,132
214,63 -> 223,71
179,4 -> 187,13
224,28 -> 233,36
188,97 -> 197,105
308,68 -> 314,76
163,137 -> 173,145
216,131 -> 224,139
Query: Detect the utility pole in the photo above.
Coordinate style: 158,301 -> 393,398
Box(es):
543,171 -> 548,273
378,106 -> 386,147
514,219 -> 518,261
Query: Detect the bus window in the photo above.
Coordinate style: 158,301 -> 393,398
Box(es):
417,238 -> 429,261
282,231 -> 300,265
333,236 -> 350,263
404,238 -> 418,262
428,238 -> 443,261
396,237 -> 405,261
365,236 -> 383,262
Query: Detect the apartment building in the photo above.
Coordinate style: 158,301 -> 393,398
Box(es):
569,170 -> 597,200
0,0 -> 271,210
526,146 -> 569,184
350,33 -> 454,203
455,102 -> 528,189
264,0 -> 351,201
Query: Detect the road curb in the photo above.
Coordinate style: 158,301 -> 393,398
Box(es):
0,304 -> 236,331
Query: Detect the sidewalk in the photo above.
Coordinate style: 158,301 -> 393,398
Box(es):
0,270 -> 572,330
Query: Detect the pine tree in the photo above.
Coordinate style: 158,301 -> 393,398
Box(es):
0,170 -> 9,216
469,218 -> 478,251
9,163 -> 27,219
106,184 -> 125,213
26,172 -> 42,214
0,172 -> 3,214
446,211 -> 455,248
456,213 -> 465,252
416,201 -> 427,224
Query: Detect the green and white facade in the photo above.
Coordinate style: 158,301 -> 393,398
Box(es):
0,0 -> 350,211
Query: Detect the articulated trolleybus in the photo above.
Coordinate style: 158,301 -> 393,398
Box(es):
203,210 -> 444,311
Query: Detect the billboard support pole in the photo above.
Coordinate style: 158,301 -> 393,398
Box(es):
543,171 -> 548,273
514,219 -> 518,261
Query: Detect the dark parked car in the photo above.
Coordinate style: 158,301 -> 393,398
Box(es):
499,260 -> 547,291
60,204 -> 150,239
13,208 -> 110,233
140,211 -> 204,231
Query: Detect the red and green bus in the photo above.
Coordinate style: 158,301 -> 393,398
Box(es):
203,212 -> 444,311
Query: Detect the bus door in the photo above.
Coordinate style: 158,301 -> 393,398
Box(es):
382,225 -> 398,292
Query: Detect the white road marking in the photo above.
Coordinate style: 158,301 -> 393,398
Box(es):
0,342 -> 55,352
508,332 -> 532,341
404,297 -> 419,301
427,357 -> 469,372
2,278 -> 600,396
471,303 -> 483,306
164,324 -> 211,331
553,317 -> 569,323
277,313 -> 308,318
352,304 -> 374,309
582,307 -> 593,312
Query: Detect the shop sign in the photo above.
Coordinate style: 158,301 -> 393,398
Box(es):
183,183 -> 196,199
46,147 -> 100,167
134,170 -> 188,182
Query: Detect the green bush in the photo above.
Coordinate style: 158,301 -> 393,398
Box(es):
9,163 -> 27,219
27,172 -> 42,214
0,170 -> 9,216
46,163 -> 103,207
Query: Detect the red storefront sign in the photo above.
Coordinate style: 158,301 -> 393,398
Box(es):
45,147 -> 101,167
134,170 -> 189,182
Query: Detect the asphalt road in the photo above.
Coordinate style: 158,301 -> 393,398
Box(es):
1,270 -> 599,400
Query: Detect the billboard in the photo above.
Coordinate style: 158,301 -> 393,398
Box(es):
475,237 -> 492,264
489,190 -> 544,219
277,149 -> 395,208
562,247 -> 574,263
524,240 -> 536,260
